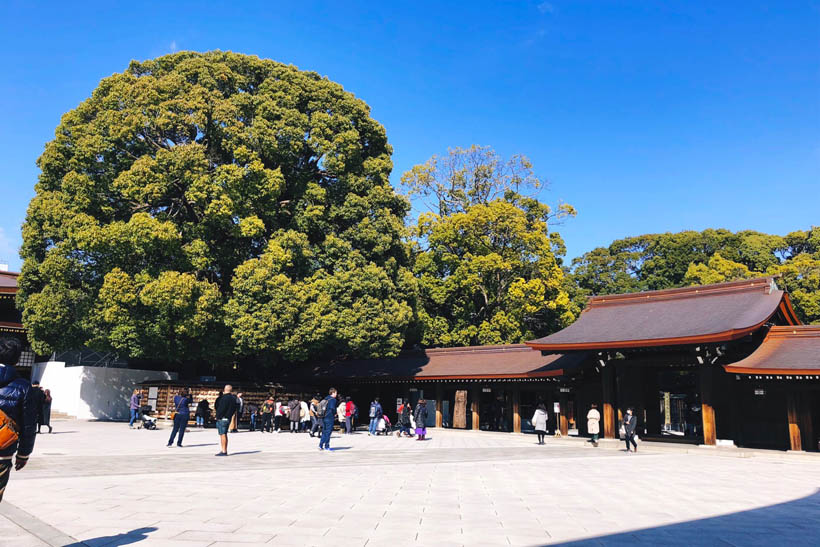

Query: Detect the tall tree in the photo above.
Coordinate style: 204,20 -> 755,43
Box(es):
19,51 -> 414,364
402,146 -> 576,347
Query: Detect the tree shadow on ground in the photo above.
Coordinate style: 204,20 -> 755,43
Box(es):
65,526 -> 157,546
546,489 -> 820,546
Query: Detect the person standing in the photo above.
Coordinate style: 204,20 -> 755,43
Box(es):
0,336 -> 37,503
288,398 -> 301,433
261,396 -> 274,433
247,402 -> 259,432
30,382 -> 45,434
368,397 -> 383,436
195,399 -> 210,428
128,389 -> 142,428
587,404 -> 601,447
214,385 -> 238,456
230,392 -> 244,433
309,395 -> 321,437
531,402 -> 549,445
396,399 -> 412,438
167,388 -> 192,447
623,407 -> 638,453
318,388 -> 338,451
335,395 -> 346,431
344,396 -> 354,434
414,399 -> 429,441
300,399 -> 310,432
40,389 -> 53,434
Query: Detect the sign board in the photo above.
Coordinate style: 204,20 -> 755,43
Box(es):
553,402 -> 561,414
147,386 -> 159,410
199,375 -> 216,383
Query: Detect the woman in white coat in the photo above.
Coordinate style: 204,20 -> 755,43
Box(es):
300,400 -> 310,432
587,403 -> 601,447
531,402 -> 549,445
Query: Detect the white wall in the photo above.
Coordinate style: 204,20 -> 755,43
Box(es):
31,362 -> 177,421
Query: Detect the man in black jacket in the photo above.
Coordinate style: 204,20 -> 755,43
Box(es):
214,385 -> 238,456
0,337 -> 36,502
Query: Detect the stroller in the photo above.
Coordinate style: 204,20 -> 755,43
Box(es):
376,414 -> 393,435
139,405 -> 157,430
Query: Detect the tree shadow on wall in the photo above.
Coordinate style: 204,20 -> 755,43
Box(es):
546,489 -> 820,546
65,526 -> 157,546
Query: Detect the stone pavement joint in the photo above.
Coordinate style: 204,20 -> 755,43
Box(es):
0,500 -> 82,546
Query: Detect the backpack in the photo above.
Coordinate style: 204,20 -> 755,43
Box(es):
369,402 -> 377,418
316,398 -> 329,418
0,408 -> 19,450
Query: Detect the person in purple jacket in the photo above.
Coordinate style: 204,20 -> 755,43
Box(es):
129,389 -> 142,428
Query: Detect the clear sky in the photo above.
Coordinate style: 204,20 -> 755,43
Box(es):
1,1 -> 818,271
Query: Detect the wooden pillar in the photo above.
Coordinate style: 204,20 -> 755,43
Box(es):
799,393 -> 815,452
601,365 -> 616,439
787,392 -> 802,451
512,387 -> 521,433
559,391 -> 569,436
700,367 -> 716,446
435,384 -> 443,428
471,386 -> 480,431
644,367 -> 661,436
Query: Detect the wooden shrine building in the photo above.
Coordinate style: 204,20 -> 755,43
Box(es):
0,271 -> 37,374
306,277 -> 819,452
527,276 -> 818,452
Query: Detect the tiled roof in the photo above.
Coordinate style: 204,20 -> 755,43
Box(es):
527,277 -> 800,351
0,272 -> 18,291
301,344 -> 588,380
723,326 -> 820,375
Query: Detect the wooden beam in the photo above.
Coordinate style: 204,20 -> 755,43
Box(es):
559,391 -> 569,437
512,387 -> 521,433
471,386 -> 480,431
435,384 -> 443,428
787,392 -> 802,451
700,367 -> 716,446
601,365 -> 616,439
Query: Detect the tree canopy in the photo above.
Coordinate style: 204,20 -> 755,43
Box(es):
19,51 -> 414,363
572,227 -> 820,323
402,146 -> 577,347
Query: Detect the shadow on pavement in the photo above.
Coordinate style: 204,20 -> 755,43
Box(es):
65,526 -> 157,546
327,446 -> 352,451
41,431 -> 78,435
547,489 -> 820,546
226,450 -> 262,456
178,443 -> 218,447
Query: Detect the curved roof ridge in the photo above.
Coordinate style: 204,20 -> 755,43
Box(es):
588,276 -> 777,307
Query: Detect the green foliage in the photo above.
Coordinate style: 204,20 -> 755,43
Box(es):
19,51 -> 413,362
404,146 -> 576,347
572,227 -> 820,324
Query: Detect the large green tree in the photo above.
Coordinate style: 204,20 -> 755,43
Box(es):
572,227 -> 820,323
19,51 -> 414,364
403,145 -> 577,347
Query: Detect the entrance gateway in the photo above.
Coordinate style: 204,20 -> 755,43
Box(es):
299,277 -> 819,451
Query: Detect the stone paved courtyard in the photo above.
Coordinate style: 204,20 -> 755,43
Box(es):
1,420 -> 818,547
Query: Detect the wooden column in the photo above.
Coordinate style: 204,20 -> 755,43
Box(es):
700,367 -> 716,446
471,386 -> 480,431
787,392 -> 802,451
435,384 -> 443,428
799,393 -> 815,452
601,365 -> 616,439
512,387 -> 521,433
559,391 -> 569,437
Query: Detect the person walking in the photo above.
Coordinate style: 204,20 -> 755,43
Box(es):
623,407 -> 638,453
167,388 -> 192,447
309,395 -> 321,437
274,400 -> 284,432
368,397 -> 383,436
39,389 -> 53,434
344,396 -> 354,434
30,382 -> 45,434
396,399 -> 412,437
128,389 -> 142,428
247,402 -> 259,432
414,399 -> 429,441
318,388 -> 338,451
261,396 -> 274,433
0,336 -> 37,503
195,399 -> 210,428
288,398 -> 301,433
230,392 -> 244,433
531,402 -> 549,445
587,404 -> 601,447
214,385 -> 238,456
335,395 -> 346,431
300,399 -> 310,432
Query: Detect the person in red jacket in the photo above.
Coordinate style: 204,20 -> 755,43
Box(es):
344,397 -> 354,434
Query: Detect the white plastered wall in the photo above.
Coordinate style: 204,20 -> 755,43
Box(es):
31,362 -> 177,421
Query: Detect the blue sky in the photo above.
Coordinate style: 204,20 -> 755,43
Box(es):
1,1 -> 818,271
